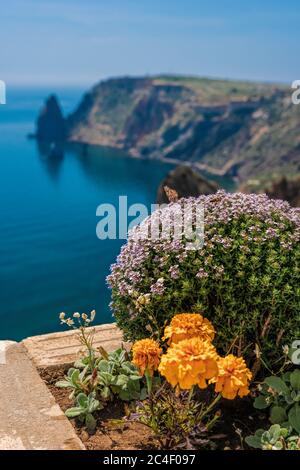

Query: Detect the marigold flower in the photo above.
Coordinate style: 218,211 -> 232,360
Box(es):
163,313 -> 215,345
158,337 -> 219,390
210,354 -> 252,399
132,338 -> 162,376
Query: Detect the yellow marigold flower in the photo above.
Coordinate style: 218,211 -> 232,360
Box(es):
132,338 -> 162,376
158,337 -> 219,390
210,354 -> 252,400
163,313 -> 215,345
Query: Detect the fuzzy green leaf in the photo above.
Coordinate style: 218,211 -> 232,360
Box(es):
77,393 -> 88,408
288,405 -> 300,433
290,370 -> 300,392
265,376 -> 289,395
245,430 -> 264,449
55,380 -> 72,388
65,407 -> 83,418
254,395 -> 270,409
85,413 -> 97,432
270,406 -> 287,424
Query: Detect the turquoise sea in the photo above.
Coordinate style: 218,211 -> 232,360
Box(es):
0,87 -> 176,340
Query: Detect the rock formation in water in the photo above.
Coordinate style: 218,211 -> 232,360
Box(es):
36,95 -> 66,143
157,165 -> 218,204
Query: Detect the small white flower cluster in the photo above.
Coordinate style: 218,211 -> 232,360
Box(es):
59,310 -> 96,328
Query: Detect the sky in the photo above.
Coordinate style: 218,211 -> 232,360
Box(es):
1,0 -> 300,87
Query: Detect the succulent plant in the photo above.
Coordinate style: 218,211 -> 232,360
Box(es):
65,392 -> 103,432
96,347 -> 143,401
246,424 -> 300,450
254,369 -> 300,434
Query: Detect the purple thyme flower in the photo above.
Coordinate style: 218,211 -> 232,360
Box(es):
196,268 -> 209,279
150,278 -> 165,295
169,265 -> 180,279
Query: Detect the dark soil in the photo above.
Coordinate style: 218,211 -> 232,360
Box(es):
39,366 -> 157,450
39,366 -> 268,450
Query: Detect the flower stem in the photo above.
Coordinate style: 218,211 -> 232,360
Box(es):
80,326 -> 95,370
145,370 -> 153,396
187,386 -> 194,404
200,393 -> 222,420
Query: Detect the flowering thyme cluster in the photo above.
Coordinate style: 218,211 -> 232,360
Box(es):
107,191 -> 300,369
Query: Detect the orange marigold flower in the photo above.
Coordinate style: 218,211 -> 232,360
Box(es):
158,337 -> 219,390
132,338 -> 162,376
210,354 -> 252,400
163,313 -> 215,345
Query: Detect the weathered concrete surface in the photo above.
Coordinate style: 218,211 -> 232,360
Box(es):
22,323 -> 124,368
0,341 -> 85,450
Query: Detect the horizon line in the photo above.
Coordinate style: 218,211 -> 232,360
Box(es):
4,73 -> 292,89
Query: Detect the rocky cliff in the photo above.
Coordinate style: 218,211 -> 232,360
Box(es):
65,76 -> 299,188
36,76 -> 300,189
156,165 -> 218,204
266,177 -> 300,207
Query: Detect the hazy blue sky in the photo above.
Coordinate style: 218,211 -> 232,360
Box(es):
1,0 -> 300,86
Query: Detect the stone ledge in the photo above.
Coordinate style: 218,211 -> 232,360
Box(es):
0,341 -> 85,450
22,323 -> 124,368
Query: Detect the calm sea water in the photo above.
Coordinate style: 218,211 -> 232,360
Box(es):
0,87 -> 175,340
